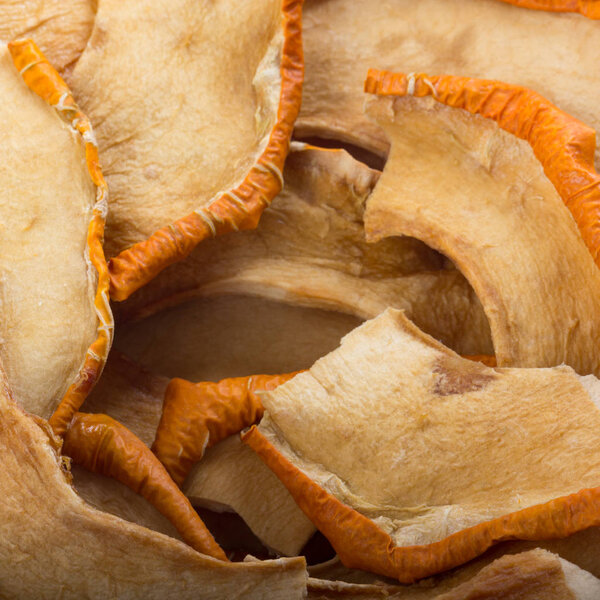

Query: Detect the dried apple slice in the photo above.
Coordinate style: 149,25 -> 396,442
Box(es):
0,41 -> 112,429
298,0 -> 600,165
0,369 -> 307,598
243,308 -> 600,582
64,0 -> 303,301
117,146 -> 492,358
0,0 -> 94,71
362,74 -> 600,372
308,550 -> 600,599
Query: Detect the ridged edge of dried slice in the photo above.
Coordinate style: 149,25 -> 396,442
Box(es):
108,0 -> 305,301
498,0 -> 600,18
7,39 -> 114,437
363,69 -> 600,268
242,425 -> 600,584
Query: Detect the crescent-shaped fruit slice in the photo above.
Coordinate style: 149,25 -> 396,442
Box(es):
0,372 -> 308,598
308,550 -> 600,599
117,145 -> 492,358
243,308 -> 600,582
298,0 -> 600,165
0,41 -> 112,428
65,0 -> 303,300
362,74 -> 600,373
0,0 -> 94,71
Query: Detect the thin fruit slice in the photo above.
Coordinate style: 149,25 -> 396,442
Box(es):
243,308 -> 600,582
65,0 -> 303,300
308,550 -> 600,599
363,74 -> 600,373
0,40 -> 112,428
0,367 -> 308,598
298,0 -> 600,166
0,0 -> 94,72
116,146 -> 492,358
80,352 -> 316,556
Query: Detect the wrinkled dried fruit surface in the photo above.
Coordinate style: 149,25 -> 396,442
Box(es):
299,0 -> 600,167
0,44 -> 99,419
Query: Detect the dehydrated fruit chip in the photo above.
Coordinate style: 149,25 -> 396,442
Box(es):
244,309 -> 600,582
65,0 -> 304,300
0,40 -> 112,428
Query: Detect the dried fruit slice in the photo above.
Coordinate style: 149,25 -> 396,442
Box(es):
0,370 -> 308,598
0,41 -> 112,427
243,309 -> 600,582
65,0 -> 303,300
80,352 -> 316,556
298,0 -> 600,165
0,0 -> 94,71
117,146 -> 492,358
362,75 -> 600,372
308,550 -> 600,599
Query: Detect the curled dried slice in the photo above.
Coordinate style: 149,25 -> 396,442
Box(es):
0,0 -> 94,71
308,550 -> 600,599
0,40 -> 112,428
298,0 -> 600,166
0,369 -> 308,598
362,75 -> 600,372
81,352 -> 316,556
153,372 -> 299,486
117,146 -> 492,358
243,309 -> 600,582
63,411 -> 227,560
65,0 -> 303,300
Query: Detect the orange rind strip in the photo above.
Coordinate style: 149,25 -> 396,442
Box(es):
108,0 -> 304,302
498,0 -> 600,18
364,70 -> 600,268
243,425 -> 600,583
153,372 -> 300,486
8,40 -> 114,438
64,412 -> 228,561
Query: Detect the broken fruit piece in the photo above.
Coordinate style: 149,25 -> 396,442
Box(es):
153,372 -> 300,486
244,309 -> 600,582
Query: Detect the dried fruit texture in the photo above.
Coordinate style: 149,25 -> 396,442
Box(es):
154,372 -> 300,486
0,42 -> 112,422
298,0 -> 600,167
363,92 -> 600,373
500,0 -> 600,17
0,367 -> 308,599
81,352 -> 315,556
65,0 -> 303,300
0,0 -> 93,72
244,309 -> 600,582
116,146 -> 492,357
308,550 -> 600,599
63,411 -> 228,560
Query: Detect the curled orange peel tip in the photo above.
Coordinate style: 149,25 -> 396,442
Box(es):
7,39 -> 114,438
153,372 -> 300,486
64,412 -> 228,561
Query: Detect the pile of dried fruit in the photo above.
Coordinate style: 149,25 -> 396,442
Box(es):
1,1 -> 600,597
